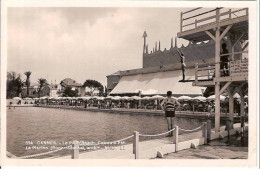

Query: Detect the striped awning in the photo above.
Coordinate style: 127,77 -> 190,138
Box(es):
110,69 -> 205,96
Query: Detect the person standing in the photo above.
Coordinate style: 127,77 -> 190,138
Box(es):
177,48 -> 186,81
160,91 -> 181,137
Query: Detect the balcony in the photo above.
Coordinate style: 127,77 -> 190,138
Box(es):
193,57 -> 248,87
178,8 -> 249,42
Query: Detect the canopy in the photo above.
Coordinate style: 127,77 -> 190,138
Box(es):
110,69 -> 205,96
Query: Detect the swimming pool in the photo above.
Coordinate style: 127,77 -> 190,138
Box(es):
7,107 -> 205,158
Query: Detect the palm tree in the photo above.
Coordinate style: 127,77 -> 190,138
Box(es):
24,71 -> 32,97
37,78 -> 48,97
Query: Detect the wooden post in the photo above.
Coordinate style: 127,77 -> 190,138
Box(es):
240,95 -> 245,128
180,12 -> 183,32
195,19 -> 197,28
173,125 -> 179,152
208,66 -> 211,79
216,8 -> 220,23
207,120 -> 212,142
228,9 -> 231,19
195,63 -> 198,82
215,27 -> 221,132
202,122 -> 207,144
133,131 -> 139,159
72,141 -> 79,159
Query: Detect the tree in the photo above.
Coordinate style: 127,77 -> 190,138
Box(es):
38,78 -> 48,97
24,71 -> 32,97
62,87 -> 78,97
15,76 -> 24,97
83,79 -> 103,96
6,72 -> 24,98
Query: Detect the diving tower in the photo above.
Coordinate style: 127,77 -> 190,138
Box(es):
177,7 -> 249,132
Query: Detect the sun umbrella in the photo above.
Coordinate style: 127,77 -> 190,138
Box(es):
128,96 -> 141,100
193,96 -> 207,101
96,96 -> 105,100
120,96 -> 129,100
105,96 -> 113,100
112,96 -> 121,100
207,95 -> 226,101
177,96 -> 192,100
233,93 -> 240,98
13,97 -> 22,100
141,96 -> 152,100
24,97 -> 31,100
151,95 -> 164,100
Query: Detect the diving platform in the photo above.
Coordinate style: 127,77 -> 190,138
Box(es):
177,7 -> 249,133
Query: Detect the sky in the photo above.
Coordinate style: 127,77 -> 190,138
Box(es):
7,7 -> 192,86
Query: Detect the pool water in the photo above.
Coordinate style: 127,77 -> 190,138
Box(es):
7,107 -> 205,158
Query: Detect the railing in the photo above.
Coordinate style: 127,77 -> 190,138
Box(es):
180,8 -> 248,32
12,123 -> 208,159
195,57 -> 248,82
195,62 -> 216,82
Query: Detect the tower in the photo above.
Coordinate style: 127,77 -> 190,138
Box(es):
143,31 -> 148,54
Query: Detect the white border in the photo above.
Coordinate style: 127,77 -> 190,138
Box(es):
1,0 -> 258,167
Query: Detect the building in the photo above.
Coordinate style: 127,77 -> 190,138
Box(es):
21,83 -> 58,98
107,8 -> 245,98
59,78 -> 85,96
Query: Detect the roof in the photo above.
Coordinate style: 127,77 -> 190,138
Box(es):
107,71 -> 121,77
60,78 -> 82,87
110,69 -> 205,96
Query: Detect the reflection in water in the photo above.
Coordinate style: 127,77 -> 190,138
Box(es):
7,107 -> 204,158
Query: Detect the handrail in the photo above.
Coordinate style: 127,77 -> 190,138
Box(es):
183,8 -> 222,21
179,123 -> 205,132
181,8 -> 248,32
108,135 -> 134,143
139,128 -> 175,137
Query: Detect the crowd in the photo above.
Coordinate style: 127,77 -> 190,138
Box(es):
9,94 -> 248,114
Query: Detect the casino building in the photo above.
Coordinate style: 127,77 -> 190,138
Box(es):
107,31 -> 242,97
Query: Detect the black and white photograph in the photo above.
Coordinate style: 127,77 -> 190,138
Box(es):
0,0 -> 258,168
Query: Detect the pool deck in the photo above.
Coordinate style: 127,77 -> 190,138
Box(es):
53,123 -> 247,159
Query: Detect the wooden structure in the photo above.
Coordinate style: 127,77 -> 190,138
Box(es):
177,8 -> 249,132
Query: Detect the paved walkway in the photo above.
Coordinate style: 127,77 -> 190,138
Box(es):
162,132 -> 248,159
